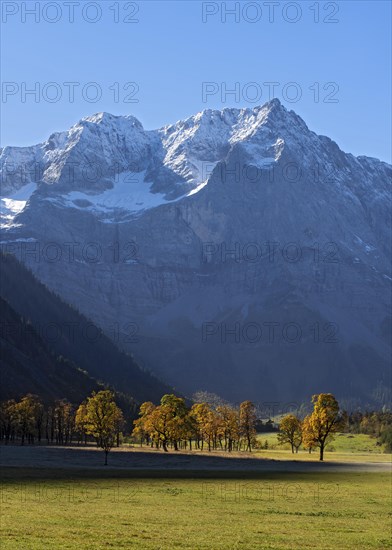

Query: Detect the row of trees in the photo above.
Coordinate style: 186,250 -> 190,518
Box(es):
0,395 -> 73,446
346,410 -> 392,437
132,395 -> 257,453
346,410 -> 392,452
2,391 -> 390,463
132,393 -> 350,461
0,391 -> 124,464
0,392 -> 258,463
277,396 -> 392,459
277,394 -> 346,461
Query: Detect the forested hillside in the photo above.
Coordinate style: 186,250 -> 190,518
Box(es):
0,252 -> 174,403
0,297 -> 101,402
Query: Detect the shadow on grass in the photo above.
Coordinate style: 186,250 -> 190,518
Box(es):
1,445 -> 388,480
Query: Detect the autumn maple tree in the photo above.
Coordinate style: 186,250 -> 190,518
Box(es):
277,414 -> 303,453
83,390 -> 123,465
239,401 -> 257,452
302,393 -> 346,461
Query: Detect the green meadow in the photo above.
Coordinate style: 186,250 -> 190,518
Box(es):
1,434 -> 390,549
1,464 -> 391,549
254,432 -> 391,463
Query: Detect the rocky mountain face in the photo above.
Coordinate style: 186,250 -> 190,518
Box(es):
1,99 -> 391,407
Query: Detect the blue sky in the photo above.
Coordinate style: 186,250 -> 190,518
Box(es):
1,0 -> 391,162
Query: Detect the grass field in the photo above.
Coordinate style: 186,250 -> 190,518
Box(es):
1,469 -> 391,549
254,432 -> 391,462
1,434 -> 390,550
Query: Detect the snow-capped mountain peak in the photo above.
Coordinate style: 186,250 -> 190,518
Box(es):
1,100 -> 390,227
0,100 -> 391,405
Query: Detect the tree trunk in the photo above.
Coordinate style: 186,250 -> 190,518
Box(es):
319,445 -> 324,461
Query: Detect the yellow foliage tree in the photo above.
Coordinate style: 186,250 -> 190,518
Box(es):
239,401 -> 257,452
302,393 -> 346,461
132,401 -> 156,446
75,402 -> 89,444
277,414 -> 302,453
190,402 -> 214,450
216,405 -> 239,452
302,414 -> 317,454
84,390 -> 123,465
145,404 -> 173,452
